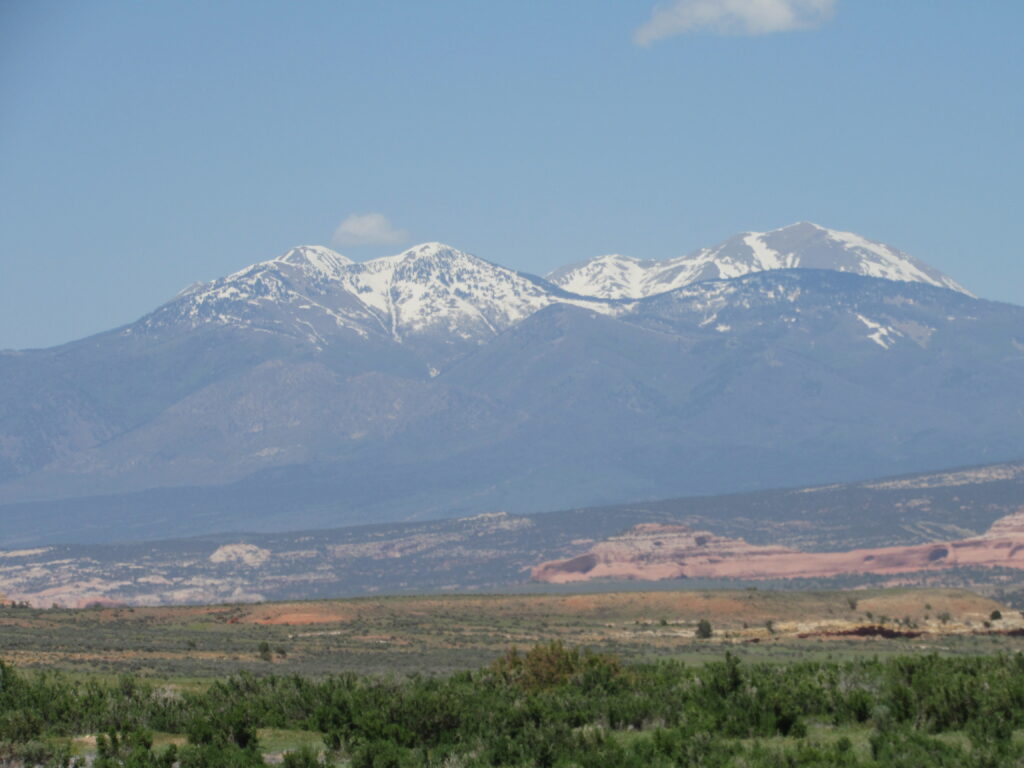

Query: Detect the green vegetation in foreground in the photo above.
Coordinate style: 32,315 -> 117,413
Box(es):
4,644 -> 1024,766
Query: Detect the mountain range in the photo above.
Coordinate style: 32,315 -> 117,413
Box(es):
2,221 -> 1022,547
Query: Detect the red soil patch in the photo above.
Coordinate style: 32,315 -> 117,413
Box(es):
251,611 -> 351,626
236,604 -> 357,626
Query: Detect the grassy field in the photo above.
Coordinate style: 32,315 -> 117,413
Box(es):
2,586 -> 1019,680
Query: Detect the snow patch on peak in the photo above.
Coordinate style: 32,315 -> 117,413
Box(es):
397,241 -> 461,259
273,245 -> 354,276
741,233 -> 795,271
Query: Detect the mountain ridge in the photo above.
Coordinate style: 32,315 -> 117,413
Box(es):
133,221 -> 972,357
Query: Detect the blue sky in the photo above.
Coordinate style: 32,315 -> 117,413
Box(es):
1,0 -> 1021,349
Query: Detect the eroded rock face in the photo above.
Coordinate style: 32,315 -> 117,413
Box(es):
531,512 -> 1024,584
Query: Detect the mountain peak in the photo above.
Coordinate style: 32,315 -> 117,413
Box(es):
756,223 -> 971,294
402,241 -> 460,255
273,245 -> 354,276
355,242 -> 577,339
547,253 -> 655,299
390,242 -> 479,266
550,223 -> 971,299
768,221 -> 828,239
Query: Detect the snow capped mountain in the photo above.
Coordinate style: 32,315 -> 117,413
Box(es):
140,241 -> 609,354
141,245 -> 379,344
336,242 -> 601,341
549,222 -> 971,299
137,223 -> 971,363
547,253 -> 661,300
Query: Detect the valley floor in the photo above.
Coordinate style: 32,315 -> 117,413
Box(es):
1,586 -> 1019,679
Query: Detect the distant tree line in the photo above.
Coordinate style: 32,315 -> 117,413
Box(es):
4,643 -> 1024,766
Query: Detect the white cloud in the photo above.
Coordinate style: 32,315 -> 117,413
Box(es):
331,212 -> 408,247
634,0 -> 835,44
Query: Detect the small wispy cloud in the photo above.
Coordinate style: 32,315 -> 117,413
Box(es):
634,0 -> 836,45
331,212 -> 408,247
